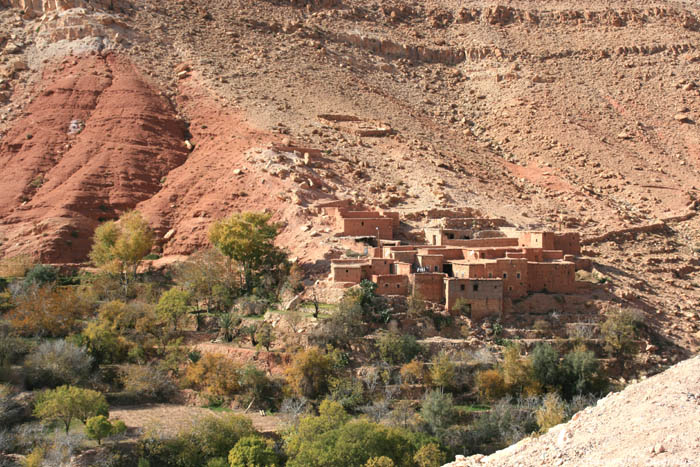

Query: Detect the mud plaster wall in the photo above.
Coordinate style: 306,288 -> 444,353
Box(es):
527,261 -> 576,293
412,273 -> 446,302
373,274 -> 409,296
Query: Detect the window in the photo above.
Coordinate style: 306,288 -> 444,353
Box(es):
385,284 -> 389,288
473,284 -> 479,292
509,286 -> 513,291
516,272 -> 521,279
434,266 -> 439,272
432,235 -> 437,244
488,272 -> 493,278
345,269 -> 349,273
447,233 -> 455,239
503,273 -> 507,279
396,284 -> 400,288
361,221 -> 365,226
460,284 -> 465,291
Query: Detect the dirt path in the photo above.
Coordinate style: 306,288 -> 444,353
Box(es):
110,403 -> 285,436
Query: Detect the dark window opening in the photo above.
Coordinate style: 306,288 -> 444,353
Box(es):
447,233 -> 455,239
434,266 -> 439,272
473,284 -> 479,292
361,221 -> 365,226
503,273 -> 507,279
345,269 -> 349,273
516,272 -> 521,279
460,284 -> 465,291
396,284 -> 400,288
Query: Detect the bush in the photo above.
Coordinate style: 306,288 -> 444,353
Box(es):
174,248 -> 241,313
182,353 -> 241,398
284,400 -> 429,467
23,264 -> 58,288
413,443 -> 446,467
328,377 -> 367,412
121,364 -> 176,402
530,343 -> 562,391
420,390 -> 455,439
85,415 -> 126,444
78,320 -> 130,364
314,296 -> 366,348
601,309 -> 642,359
228,435 -> 280,467
476,369 -> 507,402
464,398 -> 539,455
365,457 -> 395,467
535,393 -> 565,433
377,332 -> 422,365
561,344 -> 606,399
237,364 -> 283,411
8,286 -> 91,337
500,344 -> 540,396
138,414 -> 257,466
400,360 -> 426,385
156,288 -> 192,332
285,347 -> 336,400
429,352 -> 456,390
24,340 -> 93,389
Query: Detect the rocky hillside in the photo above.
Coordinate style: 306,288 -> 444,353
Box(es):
1,1 -> 700,353
445,353 -> 700,466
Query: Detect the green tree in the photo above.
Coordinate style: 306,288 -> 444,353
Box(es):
175,248 -> 241,313
377,332 -> 422,365
255,322 -> 275,351
429,352 -> 456,390
285,347 -> 337,399
413,443 -> 446,467
89,211 -> 154,296
85,415 -> 126,445
530,343 -> 562,391
209,212 -> 289,293
561,344 -> 605,398
420,390 -> 455,439
501,344 -> 540,396
365,457 -> 395,467
601,309 -> 642,360
156,288 -> 192,331
34,385 -> 108,433
228,436 -> 279,467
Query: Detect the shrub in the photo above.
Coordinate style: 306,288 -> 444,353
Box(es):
561,344 -> 606,398
464,398 -> 539,455
530,343 -> 562,391
328,377 -> 367,412
365,457 -> 395,467
284,400 -> 427,467
8,286 -> 91,337
24,340 -> 93,389
377,332 -> 422,365
34,385 -> 108,433
174,248 -> 241,313
420,390 -> 455,438
535,393 -> 566,433
237,364 -> 283,411
85,415 -> 126,444
23,264 -> 58,288
406,294 -> 427,319
156,288 -> 192,332
79,320 -> 130,364
429,352 -> 456,390
601,309 -> 642,359
121,364 -> 176,402
285,347 -> 336,400
254,322 -> 275,351
182,353 -> 241,397
476,369 -> 507,402
501,344 -> 540,396
400,360 -> 426,385
314,295 -> 365,348
413,443 -> 446,467
0,255 -> 34,278
228,435 -> 280,467
194,414 -> 257,460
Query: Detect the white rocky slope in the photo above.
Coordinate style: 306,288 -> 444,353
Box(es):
445,355 -> 700,467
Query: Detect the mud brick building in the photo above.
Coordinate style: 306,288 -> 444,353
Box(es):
329,212 -> 589,320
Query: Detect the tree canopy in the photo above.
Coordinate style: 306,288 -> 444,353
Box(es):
33,385 -> 108,433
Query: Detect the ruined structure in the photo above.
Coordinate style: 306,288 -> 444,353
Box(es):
329,211 -> 590,320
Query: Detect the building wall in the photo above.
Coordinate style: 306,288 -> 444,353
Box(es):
444,237 -> 520,248
445,278 -> 503,320
527,261 -> 576,293
554,232 -> 581,256
395,262 -> 413,276
373,274 -> 410,296
412,273 -> 446,302
519,232 -> 555,250
392,250 -> 417,265
487,258 -> 528,299
342,218 -> 394,239
331,264 -> 364,283
368,258 -> 393,275
418,255 -> 443,273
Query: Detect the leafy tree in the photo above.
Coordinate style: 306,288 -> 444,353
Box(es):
285,347 -> 336,399
255,322 -> 275,351
314,295 -> 365,348
413,443 -> 446,467
420,390 -> 455,438
34,385 -> 108,433
85,415 -> 126,445
429,352 -> 456,390
209,212 -> 289,293
237,364 -> 283,411
284,400 -> 426,467
501,344 -> 540,396
601,309 -> 642,360
8,286 -> 91,337
182,353 -> 241,397
530,343 -> 562,391
194,414 -> 257,460
228,435 -> 280,467
535,393 -> 565,433
89,211 -> 154,296
400,360 -> 426,385
365,457 -> 395,467
24,340 -> 93,389
79,320 -> 129,364
174,248 -> 241,313
156,288 -> 192,331
561,344 -> 606,398
377,332 -> 422,365
476,369 -> 507,402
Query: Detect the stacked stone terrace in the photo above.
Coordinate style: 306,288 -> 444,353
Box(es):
328,208 -> 591,320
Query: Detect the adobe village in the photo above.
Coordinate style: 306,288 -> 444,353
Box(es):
1,0 -> 700,466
